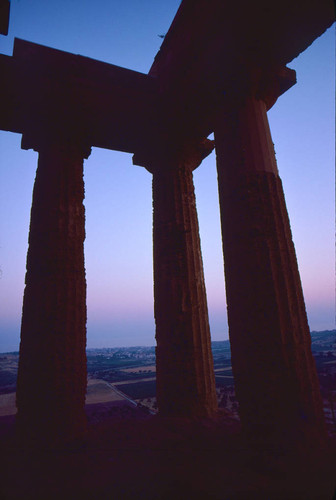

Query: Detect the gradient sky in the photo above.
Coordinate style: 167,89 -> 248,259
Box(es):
0,1 -> 334,351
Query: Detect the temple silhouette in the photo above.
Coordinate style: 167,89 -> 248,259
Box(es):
0,0 -> 335,496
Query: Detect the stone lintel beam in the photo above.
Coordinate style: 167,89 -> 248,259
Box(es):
214,95 -> 326,444
150,0 -> 334,87
0,38 -> 159,155
138,144 -> 217,418
16,133 -> 89,448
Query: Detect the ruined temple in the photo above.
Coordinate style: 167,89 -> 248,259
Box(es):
0,0 -> 334,454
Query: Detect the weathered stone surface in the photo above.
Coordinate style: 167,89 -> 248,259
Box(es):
215,96 -> 326,443
16,139 -> 88,447
152,163 -> 217,418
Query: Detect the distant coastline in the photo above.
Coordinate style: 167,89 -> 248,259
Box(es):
1,329 -> 334,355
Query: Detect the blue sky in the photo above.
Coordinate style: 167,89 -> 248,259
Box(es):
0,1 -> 334,351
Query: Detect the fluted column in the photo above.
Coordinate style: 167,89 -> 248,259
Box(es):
16,136 -> 90,447
214,96 -> 326,443
152,162 -> 217,418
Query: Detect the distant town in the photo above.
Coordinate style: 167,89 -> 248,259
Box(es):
0,330 -> 335,432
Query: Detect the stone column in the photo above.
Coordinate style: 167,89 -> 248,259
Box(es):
214,96 -> 326,443
152,161 -> 217,418
16,135 -> 90,448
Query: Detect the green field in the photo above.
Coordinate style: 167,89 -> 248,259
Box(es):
117,380 -> 157,399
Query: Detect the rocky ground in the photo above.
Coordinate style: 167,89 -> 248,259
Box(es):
0,402 -> 335,500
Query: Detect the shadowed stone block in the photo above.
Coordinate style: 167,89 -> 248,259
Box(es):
0,0 -> 10,36
215,96 -> 326,443
16,138 -> 89,447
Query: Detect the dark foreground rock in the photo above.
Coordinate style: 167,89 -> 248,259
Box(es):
0,402 -> 335,500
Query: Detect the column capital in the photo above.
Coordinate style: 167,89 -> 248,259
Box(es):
216,64 -> 296,114
133,137 -> 214,174
21,130 -> 92,159
255,65 -> 296,110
